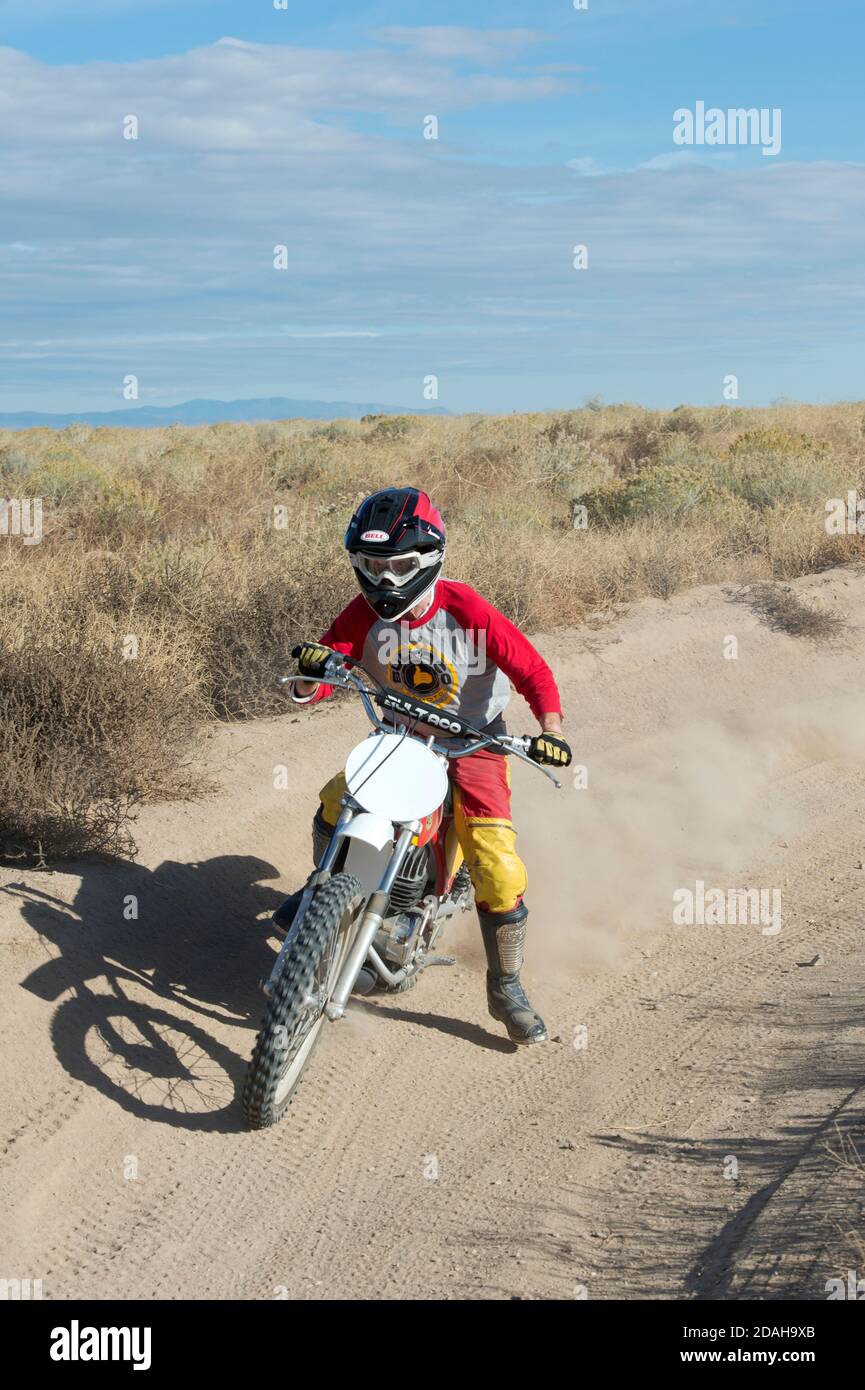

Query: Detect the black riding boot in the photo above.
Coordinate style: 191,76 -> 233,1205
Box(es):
478,902 -> 548,1045
272,888 -> 303,932
272,808 -> 332,933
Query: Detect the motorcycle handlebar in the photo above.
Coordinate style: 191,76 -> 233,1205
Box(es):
278,655 -> 563,788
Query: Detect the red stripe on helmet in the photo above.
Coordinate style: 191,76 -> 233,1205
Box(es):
412,490 -> 444,532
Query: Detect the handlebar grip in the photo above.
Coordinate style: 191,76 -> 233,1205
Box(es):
291,643 -> 348,669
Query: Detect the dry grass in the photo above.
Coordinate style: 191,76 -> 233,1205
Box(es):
733,581 -> 848,643
2,402 -> 864,857
827,1126 -> 865,1272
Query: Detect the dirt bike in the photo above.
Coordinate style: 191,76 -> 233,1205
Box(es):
242,650 -> 562,1129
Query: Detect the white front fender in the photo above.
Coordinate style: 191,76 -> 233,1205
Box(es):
343,811 -> 394,852
342,812 -> 397,900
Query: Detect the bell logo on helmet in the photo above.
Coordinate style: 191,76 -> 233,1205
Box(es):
361,529 -> 390,542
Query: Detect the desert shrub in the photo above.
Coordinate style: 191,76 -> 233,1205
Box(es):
619,462 -> 718,521
663,406 -> 702,436
314,421 -> 356,443
69,487 -> 161,547
734,582 -> 846,643
529,435 -> 614,502
0,596 -> 206,859
148,445 -> 212,493
2,399 -> 864,858
620,417 -> 660,468
0,445 -> 36,479
653,432 -> 713,466
618,409 -> 703,471
269,432 -> 337,488
539,413 -> 591,446
119,528 -> 351,718
0,723 -> 141,860
363,415 -> 414,442
18,448 -> 129,504
728,428 -> 829,460
576,477 -> 630,526
719,434 -> 845,511
763,502 -> 863,577
576,461 -> 751,532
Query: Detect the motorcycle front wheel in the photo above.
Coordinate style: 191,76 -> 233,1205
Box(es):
242,872 -> 362,1129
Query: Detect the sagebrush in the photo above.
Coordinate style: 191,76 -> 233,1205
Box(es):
2,402 -> 863,857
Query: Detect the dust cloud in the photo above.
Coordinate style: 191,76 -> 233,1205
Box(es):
514,691 -> 865,979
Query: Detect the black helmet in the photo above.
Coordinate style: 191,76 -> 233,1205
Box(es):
344,486 -> 446,620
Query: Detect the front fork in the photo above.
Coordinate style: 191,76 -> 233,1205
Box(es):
325,824 -> 415,1019
262,802 -> 416,1008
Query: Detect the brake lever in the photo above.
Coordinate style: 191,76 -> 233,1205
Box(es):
539,767 -> 567,789
518,751 -> 564,789
498,736 -> 564,789
275,671 -> 351,690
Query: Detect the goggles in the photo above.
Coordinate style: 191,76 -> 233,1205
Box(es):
352,548 -> 441,588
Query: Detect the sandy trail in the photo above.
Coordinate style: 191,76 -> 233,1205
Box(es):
2,568 -> 864,1301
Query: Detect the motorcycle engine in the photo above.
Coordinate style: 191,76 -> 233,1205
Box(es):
376,845 -> 435,967
376,910 -> 424,967
387,842 -> 431,913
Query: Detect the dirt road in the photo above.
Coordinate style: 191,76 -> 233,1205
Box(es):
2,568 -> 864,1300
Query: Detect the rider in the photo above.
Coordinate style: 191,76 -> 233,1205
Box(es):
280,486 -> 571,1045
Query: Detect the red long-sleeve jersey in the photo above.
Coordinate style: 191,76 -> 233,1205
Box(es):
293,579 -> 561,729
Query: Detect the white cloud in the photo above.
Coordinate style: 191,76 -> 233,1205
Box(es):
638,150 -> 735,171
0,37 -> 567,157
566,157 -> 608,177
374,26 -> 545,64
0,35 -> 861,411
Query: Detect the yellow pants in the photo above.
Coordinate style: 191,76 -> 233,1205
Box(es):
317,761 -> 527,915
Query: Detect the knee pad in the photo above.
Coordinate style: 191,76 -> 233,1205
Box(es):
465,822 -> 528,914
318,770 -> 347,826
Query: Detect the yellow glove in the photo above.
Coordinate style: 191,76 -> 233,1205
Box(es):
293,642 -> 336,680
528,733 -> 572,767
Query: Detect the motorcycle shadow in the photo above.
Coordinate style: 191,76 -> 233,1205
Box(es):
8,852 -> 290,1131
50,985 -> 247,1132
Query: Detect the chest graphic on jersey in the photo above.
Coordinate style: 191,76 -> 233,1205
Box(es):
383,640 -> 460,708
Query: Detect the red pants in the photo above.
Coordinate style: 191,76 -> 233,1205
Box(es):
448,748 -> 526,911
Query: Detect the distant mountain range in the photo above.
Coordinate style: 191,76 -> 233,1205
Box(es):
0,397 -> 450,430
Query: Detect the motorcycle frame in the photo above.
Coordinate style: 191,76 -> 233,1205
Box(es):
321,777 -> 464,1018
265,661 -> 563,1015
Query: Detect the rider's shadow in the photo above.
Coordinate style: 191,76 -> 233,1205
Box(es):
5,854 -> 286,1130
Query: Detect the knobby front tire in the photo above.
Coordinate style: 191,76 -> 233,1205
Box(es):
242,872 -> 363,1130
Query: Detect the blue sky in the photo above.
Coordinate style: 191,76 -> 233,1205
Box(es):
1,0 -> 863,413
